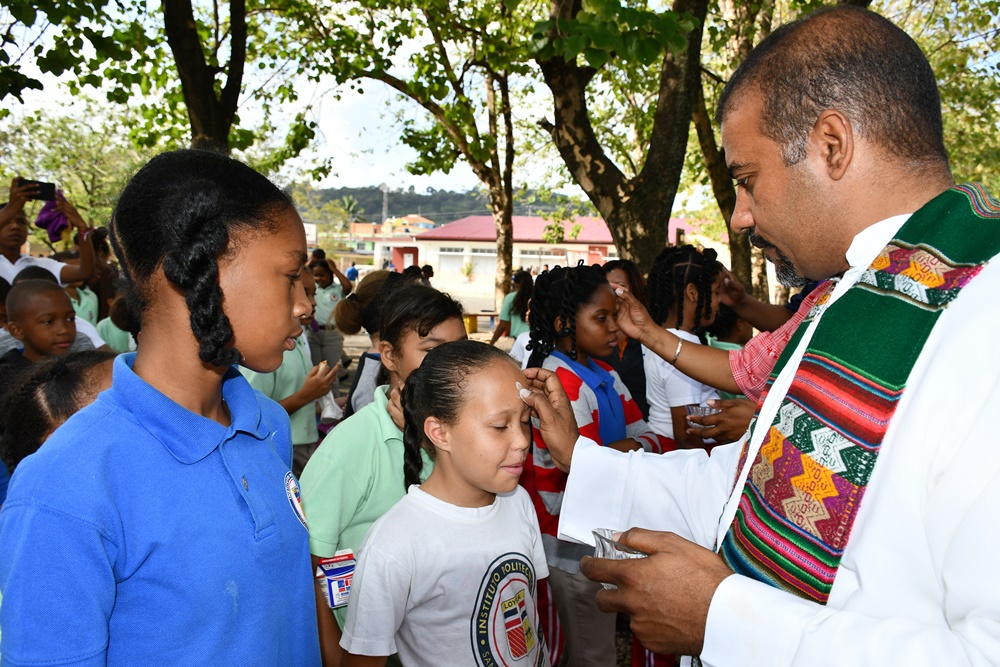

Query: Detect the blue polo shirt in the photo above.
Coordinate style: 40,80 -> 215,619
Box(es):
0,354 -> 320,666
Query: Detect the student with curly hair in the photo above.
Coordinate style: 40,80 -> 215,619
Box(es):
0,149 -> 322,664
523,262 -> 661,667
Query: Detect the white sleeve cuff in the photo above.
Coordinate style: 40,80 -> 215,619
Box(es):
557,436 -> 642,546
701,574 -> 817,667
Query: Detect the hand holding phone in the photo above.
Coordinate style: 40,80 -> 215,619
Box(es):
16,178 -> 56,201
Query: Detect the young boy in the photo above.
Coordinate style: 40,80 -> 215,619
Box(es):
0,279 -> 77,388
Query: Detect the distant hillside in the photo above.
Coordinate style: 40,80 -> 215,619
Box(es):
317,186 -> 594,225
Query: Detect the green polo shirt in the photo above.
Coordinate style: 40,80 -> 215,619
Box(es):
499,292 -> 529,338
96,317 -> 132,354
705,334 -> 746,401
299,385 -> 433,626
239,334 -> 318,446
70,286 -> 99,326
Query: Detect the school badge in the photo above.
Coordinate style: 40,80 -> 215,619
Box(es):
284,471 -> 308,530
471,553 -> 548,667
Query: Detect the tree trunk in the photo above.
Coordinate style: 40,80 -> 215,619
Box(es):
537,0 -> 709,272
491,189 -> 514,311
751,245 -> 769,302
691,73 -> 753,288
161,0 -> 245,151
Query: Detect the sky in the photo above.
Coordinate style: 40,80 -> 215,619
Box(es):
287,81 -> 483,193
8,56 -> 484,194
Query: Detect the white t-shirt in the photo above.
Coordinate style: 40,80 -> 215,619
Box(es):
341,485 -> 551,667
643,329 -> 720,438
0,255 -> 67,286
509,331 -> 532,368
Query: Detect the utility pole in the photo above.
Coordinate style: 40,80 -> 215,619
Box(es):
379,183 -> 389,223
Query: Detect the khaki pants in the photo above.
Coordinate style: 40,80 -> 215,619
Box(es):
547,566 -> 617,667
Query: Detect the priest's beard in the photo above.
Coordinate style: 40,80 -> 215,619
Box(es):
747,229 -> 808,288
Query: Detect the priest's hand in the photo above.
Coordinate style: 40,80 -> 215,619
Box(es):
520,366 -> 579,472
580,528 -> 733,656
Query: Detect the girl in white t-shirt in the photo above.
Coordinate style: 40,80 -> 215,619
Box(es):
644,245 -> 724,450
340,340 -> 550,667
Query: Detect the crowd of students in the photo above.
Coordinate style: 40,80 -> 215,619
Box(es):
0,143 -> 814,667
2,7 -> 986,663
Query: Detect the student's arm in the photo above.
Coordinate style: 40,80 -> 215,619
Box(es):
279,362 -> 338,415
55,194 -> 96,283
328,260 -> 354,295
312,554 -> 345,667
340,654 -> 388,667
490,293 -> 514,345
0,178 -> 35,227
489,320 -> 511,345
718,268 -> 791,333
615,288 -> 741,394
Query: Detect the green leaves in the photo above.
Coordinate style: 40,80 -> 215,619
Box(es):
531,5 -> 696,70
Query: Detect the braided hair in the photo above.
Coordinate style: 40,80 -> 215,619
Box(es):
401,340 -> 516,489
526,262 -> 609,368
1,349 -> 117,473
646,245 -> 722,333
109,150 -> 293,367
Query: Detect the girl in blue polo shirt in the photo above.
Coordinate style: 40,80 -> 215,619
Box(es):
0,150 -> 322,665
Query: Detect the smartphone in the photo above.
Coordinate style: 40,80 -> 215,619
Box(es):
17,178 -> 56,201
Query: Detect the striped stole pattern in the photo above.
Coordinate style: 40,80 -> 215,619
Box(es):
719,184 -> 1000,604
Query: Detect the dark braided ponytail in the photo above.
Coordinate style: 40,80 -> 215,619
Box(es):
526,262 -> 609,368
109,150 -> 293,366
400,340 -> 516,489
646,245 -> 722,333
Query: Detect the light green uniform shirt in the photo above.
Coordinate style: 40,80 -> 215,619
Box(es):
96,317 -> 132,354
499,292 -> 529,338
314,283 -> 344,326
299,385 -> 433,626
70,286 -> 99,326
705,334 -> 746,401
239,334 -> 318,446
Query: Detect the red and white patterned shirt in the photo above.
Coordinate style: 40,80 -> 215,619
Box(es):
729,281 -> 834,403
522,354 -> 661,572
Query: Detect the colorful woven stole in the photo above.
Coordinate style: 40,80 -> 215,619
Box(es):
719,184 -> 1000,604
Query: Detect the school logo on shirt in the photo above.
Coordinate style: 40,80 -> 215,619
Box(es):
471,553 -> 547,667
284,471 -> 308,530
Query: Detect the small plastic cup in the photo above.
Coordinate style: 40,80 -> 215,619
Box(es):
591,528 -> 649,590
685,404 -> 722,429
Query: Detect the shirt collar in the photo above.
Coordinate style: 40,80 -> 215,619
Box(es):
844,214 -> 912,271
372,384 -> 403,443
111,353 -> 270,464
